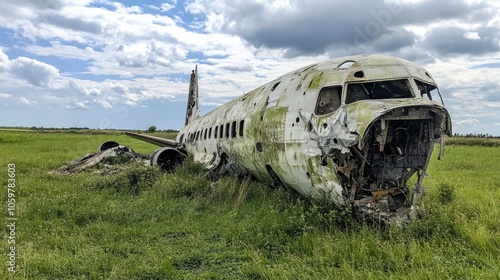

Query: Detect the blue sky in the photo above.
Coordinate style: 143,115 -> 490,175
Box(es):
0,0 -> 499,135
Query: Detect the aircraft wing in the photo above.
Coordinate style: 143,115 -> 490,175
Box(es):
125,131 -> 179,148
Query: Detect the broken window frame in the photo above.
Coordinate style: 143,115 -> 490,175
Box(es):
338,60 -> 355,69
315,85 -> 342,116
415,79 -> 439,102
345,79 -> 414,104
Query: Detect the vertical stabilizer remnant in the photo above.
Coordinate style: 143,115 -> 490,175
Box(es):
185,65 -> 199,125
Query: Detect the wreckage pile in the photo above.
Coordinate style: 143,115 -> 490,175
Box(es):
51,144 -> 149,175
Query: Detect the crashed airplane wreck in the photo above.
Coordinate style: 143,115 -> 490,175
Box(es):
81,54 -> 452,226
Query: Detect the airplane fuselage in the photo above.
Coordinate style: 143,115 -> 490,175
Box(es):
174,54 -> 451,224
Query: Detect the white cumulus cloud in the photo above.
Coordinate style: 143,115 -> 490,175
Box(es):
161,3 -> 175,12
19,96 -> 38,107
456,118 -> 479,125
10,57 -> 60,87
65,101 -> 89,110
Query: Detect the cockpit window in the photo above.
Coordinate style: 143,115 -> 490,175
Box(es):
415,80 -> 436,101
338,60 -> 355,68
315,86 -> 342,115
346,79 -> 413,104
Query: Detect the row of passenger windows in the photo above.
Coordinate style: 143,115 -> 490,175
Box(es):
182,120 -> 245,143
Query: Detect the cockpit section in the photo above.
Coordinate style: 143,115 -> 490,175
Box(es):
326,103 -> 450,224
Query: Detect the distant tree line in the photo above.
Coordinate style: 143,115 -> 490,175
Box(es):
28,126 -> 90,130
0,126 -> 178,133
146,126 -> 179,133
453,133 -> 498,138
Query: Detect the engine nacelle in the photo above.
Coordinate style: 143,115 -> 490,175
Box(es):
98,141 -> 120,152
150,147 -> 186,171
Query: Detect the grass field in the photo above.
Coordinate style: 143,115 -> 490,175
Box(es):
1,130 -> 499,279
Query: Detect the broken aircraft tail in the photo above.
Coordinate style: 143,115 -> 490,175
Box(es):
185,65 -> 199,125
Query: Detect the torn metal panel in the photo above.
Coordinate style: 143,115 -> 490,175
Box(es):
193,152 -> 219,170
314,109 -> 358,155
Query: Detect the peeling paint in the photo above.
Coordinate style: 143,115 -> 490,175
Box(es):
308,72 -> 323,89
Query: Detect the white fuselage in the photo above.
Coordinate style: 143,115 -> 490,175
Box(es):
176,55 -> 451,222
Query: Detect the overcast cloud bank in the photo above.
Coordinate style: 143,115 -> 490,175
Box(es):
0,0 -> 499,134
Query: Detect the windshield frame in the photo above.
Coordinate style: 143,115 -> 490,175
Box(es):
344,79 -> 415,105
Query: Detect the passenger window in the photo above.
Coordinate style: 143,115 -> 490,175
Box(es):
209,127 -> 212,139
231,121 -> 237,138
239,120 -> 244,137
225,123 -> 230,138
204,129 -> 207,140
220,124 -> 224,138
214,126 -> 218,139
315,86 -> 342,115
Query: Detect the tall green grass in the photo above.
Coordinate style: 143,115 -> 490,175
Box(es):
1,131 -> 498,279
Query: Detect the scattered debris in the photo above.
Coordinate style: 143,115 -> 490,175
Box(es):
51,145 -> 149,175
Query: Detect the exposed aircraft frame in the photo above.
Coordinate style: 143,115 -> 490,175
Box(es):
113,54 -> 451,226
